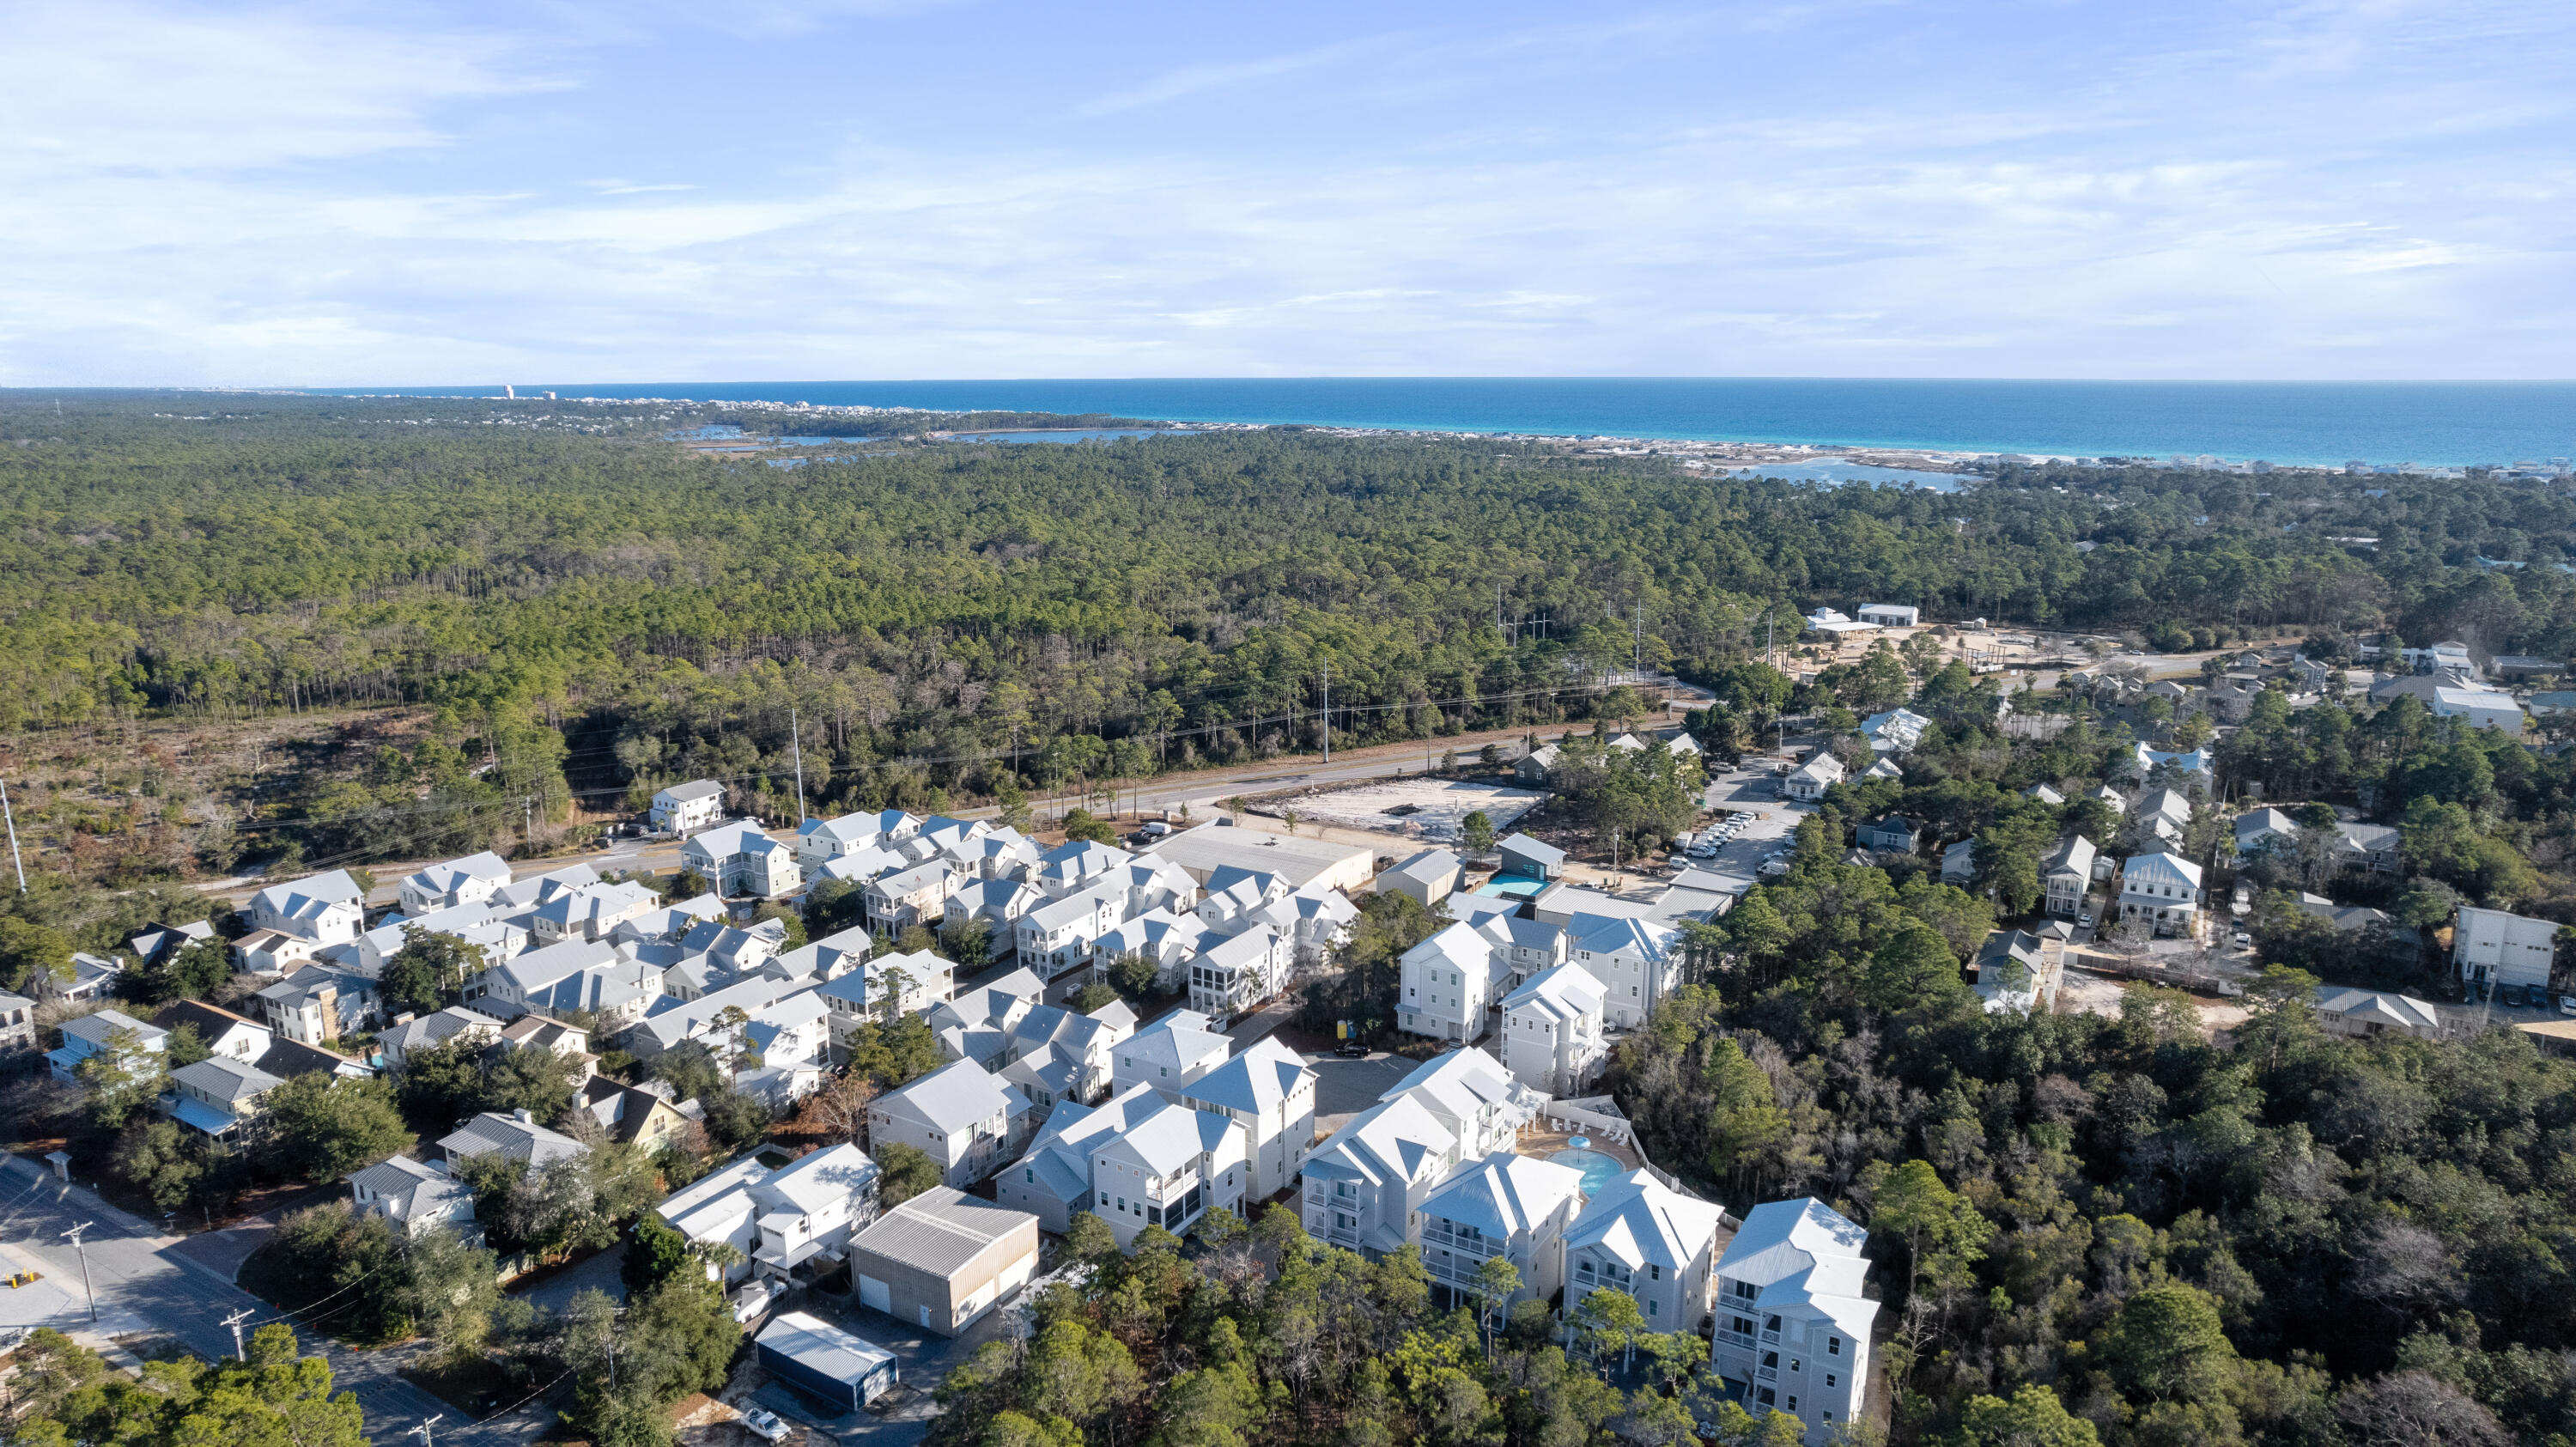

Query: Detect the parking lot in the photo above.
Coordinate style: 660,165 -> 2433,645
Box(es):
1685,764 -> 1813,876
1307,1049 -> 1419,1134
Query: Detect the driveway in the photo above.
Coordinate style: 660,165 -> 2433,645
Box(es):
1306,1051 -> 1419,1134
510,1240 -> 631,1314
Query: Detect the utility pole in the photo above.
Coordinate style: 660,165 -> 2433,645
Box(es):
789,704 -> 807,824
1632,599 -> 1643,679
521,795 -> 534,852
0,777 -> 23,892
223,1307 -> 256,1359
63,1223 -> 95,1322
1319,659 -> 1340,762
408,1415 -> 443,1447
1498,584 -> 1508,642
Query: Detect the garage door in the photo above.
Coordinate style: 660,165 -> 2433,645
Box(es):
860,1274 -> 890,1312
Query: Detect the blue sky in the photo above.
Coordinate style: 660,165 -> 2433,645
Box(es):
3,0 -> 2571,385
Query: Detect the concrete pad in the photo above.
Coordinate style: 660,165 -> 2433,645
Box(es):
1279,778 -> 1546,843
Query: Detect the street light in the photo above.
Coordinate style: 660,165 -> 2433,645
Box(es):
61,1222 -> 95,1322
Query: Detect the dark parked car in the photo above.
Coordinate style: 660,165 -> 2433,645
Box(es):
1334,1041 -> 1370,1058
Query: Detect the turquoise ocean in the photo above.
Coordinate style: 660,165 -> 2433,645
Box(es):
314,378 -> 2576,470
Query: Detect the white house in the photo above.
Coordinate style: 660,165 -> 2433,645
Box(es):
2453,905 -> 2559,989
2117,852 -> 2205,939
531,879 -> 663,946
1418,1152 -> 1588,1311
943,880 -> 1043,962
2314,986 -> 2445,1040
999,1004 -> 1128,1112
1399,921 -> 1504,1043
1380,1047 -> 1544,1162
349,1156 -> 477,1238
1181,1036 -> 1315,1200
48,1008 -> 167,1083
1783,754 -> 1844,802
1711,1198 -> 1877,1441
399,852 -> 513,915
656,1144 -> 884,1285
683,822 -> 802,898
795,810 -> 920,870
467,937 -> 626,1021
1015,882 -> 1124,976
1020,1084 -> 1248,1249
1032,841 -> 1133,900
2042,835 -> 2098,919
869,861 -> 960,939
1568,914 -> 1680,1031
1188,926 -> 1291,1020
651,781 -> 726,836
1565,1170 -> 1727,1333
2133,743 -> 2214,780
1856,604 -> 1919,627
1859,708 -> 1929,755
1196,866 -> 1292,934
1498,964 -> 1607,1096
238,870 -> 368,971
1474,911 -> 1569,992
252,965 -> 378,1044
869,1058 -> 1035,1189
379,1005 -> 506,1068
1302,1093 -> 1462,1257
1111,1010 -> 1230,1097
439,1109 -> 589,1168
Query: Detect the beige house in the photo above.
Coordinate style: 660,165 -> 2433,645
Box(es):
848,1187 -> 1040,1337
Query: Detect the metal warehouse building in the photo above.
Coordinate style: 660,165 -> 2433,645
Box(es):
754,1310 -> 898,1412
849,1186 -> 1040,1338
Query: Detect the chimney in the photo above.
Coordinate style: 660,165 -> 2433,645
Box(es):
393,1012 -> 416,1027
514,1107 -> 533,1123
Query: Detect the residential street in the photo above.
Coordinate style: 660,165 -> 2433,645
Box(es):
0,1154 -> 562,1447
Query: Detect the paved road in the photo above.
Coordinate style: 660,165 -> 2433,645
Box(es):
0,1153 -> 562,1447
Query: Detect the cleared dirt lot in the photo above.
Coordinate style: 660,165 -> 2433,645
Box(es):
1268,776 -> 1546,844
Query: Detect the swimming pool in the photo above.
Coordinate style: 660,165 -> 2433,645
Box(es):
1476,874 -> 1547,898
1550,1147 -> 1625,1195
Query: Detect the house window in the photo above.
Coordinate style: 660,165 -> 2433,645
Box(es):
1827,1337 -> 1841,1355
1787,1397 -> 1798,1413
1825,1374 -> 1837,1389
1789,1359 -> 1801,1373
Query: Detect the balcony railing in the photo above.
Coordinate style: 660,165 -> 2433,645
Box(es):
1756,1365 -> 1778,1383
1716,1328 -> 1758,1349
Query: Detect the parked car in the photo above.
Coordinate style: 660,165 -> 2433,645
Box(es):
1140,820 -> 1174,837
2559,994 -> 2576,1017
1334,1041 -> 1370,1058
2232,931 -> 2251,948
2079,911 -> 2095,929
2498,984 -> 2525,1007
740,1408 -> 790,1443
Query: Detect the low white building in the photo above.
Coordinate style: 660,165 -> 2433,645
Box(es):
1418,1151 -> 1588,1311
1565,1170 -> 1727,1334
2314,986 -> 2445,1040
1498,963 -> 1607,1096
1856,604 -> 1919,627
1783,754 -> 1843,802
2117,852 -> 2205,939
2432,686 -> 2526,735
1381,848 -> 1463,907
349,1156 -> 477,1238
651,781 -> 726,836
1710,1198 -> 1877,1441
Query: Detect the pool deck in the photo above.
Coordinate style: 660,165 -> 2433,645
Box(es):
1515,1122 -> 1646,1174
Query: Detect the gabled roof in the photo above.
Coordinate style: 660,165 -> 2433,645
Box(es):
2123,851 -> 2204,890
1382,1045 -> 1533,1126
880,1058 -> 1023,1134
1566,1170 -> 1727,1272
1421,1151 -> 1587,1239
1182,1037 -> 1311,1116
849,1187 -> 1032,1278
491,937 -> 625,994
1091,1094 -> 1239,1176
758,1142 -> 880,1213
1568,913 -> 1679,959
2043,834 -> 2097,879
2234,807 -> 2300,847
1497,832 -> 1567,866
170,1056 -> 284,1103
658,780 -> 725,803
686,821 -> 784,860
381,1005 -> 504,1057
347,1154 -> 471,1220
1400,921 -> 1498,977
1383,848 -> 1462,887
2314,986 -> 2441,1031
1307,1093 -> 1458,1189
440,1110 -> 588,1166
250,869 -> 366,918
1716,1197 -> 1880,1341
404,852 -> 512,897
1501,962 -> 1606,1024
1120,1011 -> 1229,1082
